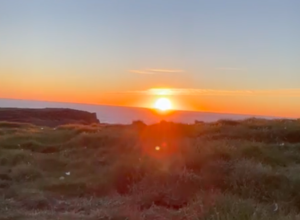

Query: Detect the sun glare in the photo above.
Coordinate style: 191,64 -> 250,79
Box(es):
154,97 -> 172,111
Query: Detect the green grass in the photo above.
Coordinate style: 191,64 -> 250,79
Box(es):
0,118 -> 300,219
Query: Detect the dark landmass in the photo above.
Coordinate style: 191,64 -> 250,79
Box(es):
0,108 -> 100,127
0,119 -> 300,219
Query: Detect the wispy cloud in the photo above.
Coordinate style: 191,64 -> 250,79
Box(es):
113,88 -> 300,97
130,69 -> 185,74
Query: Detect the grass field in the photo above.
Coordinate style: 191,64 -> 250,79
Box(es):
1,118 -> 300,219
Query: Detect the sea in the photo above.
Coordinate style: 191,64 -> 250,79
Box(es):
0,98 -> 281,125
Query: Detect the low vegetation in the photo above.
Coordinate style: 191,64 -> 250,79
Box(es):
0,118 -> 300,219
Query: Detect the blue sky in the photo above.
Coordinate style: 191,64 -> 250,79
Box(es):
0,0 -> 299,117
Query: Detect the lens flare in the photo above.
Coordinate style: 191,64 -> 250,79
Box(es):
155,146 -> 160,151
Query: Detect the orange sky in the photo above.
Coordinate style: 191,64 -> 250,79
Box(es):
1,80 -> 299,118
1,1 -> 299,119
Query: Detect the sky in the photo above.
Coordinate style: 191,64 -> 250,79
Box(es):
0,0 -> 299,118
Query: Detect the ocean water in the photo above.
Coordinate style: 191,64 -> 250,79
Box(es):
0,99 -> 279,124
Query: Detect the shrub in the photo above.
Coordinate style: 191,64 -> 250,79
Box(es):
131,120 -> 147,131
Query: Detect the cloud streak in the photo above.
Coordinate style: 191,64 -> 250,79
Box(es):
130,69 -> 185,74
113,88 -> 300,97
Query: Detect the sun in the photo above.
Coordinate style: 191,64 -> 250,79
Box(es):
154,97 -> 172,111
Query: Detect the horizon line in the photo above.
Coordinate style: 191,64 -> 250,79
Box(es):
0,97 -> 291,120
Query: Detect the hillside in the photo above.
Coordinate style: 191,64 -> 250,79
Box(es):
0,108 -> 99,127
0,119 -> 300,219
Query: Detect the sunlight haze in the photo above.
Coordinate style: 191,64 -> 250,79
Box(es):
0,0 -> 299,118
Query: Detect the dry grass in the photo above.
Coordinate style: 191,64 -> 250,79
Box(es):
0,118 -> 300,219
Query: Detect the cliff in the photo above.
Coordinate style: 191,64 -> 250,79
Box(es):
0,108 -> 99,127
